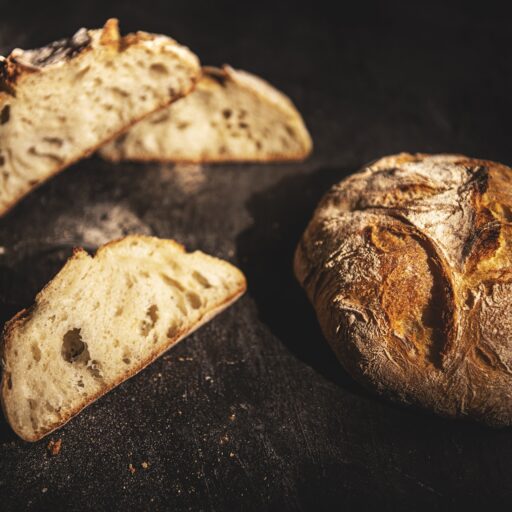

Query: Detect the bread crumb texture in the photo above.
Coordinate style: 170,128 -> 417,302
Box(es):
100,65 -> 312,163
295,153 -> 512,426
0,18 -> 200,216
1,235 -> 246,441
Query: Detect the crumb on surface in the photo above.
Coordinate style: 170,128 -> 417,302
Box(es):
229,452 -> 235,458
41,487 -> 48,493
219,434 -> 229,445
47,439 -> 62,456
141,461 -> 149,469
128,463 -> 136,475
229,413 -> 236,421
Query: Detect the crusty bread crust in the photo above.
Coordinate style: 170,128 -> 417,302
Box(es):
1,235 -> 246,441
295,153 -> 512,426
0,19 -> 201,217
100,65 -> 312,164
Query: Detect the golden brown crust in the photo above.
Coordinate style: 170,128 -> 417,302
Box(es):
295,153 -> 512,426
0,235 -> 246,441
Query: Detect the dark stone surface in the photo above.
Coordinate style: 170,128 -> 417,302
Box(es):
1,1 -> 512,510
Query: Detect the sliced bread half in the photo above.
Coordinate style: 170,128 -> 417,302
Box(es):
1,235 -> 246,441
100,65 -> 312,163
0,19 -> 200,216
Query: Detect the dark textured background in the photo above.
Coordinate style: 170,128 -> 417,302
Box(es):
1,1 -> 512,510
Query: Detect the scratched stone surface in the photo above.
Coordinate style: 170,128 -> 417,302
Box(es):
1,2 -> 512,510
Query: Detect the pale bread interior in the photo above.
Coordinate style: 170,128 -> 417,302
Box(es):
0,19 -> 200,215
100,65 -> 312,163
1,236 -> 246,441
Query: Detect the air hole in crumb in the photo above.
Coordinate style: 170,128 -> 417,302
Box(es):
126,275 -> 135,289
192,271 -> 212,288
255,141 -> 263,150
73,65 -> 90,82
45,401 -> 56,413
150,63 -> 168,75
150,112 -> 170,124
140,271 -> 150,279
222,109 -> 232,119
87,360 -> 103,379
239,122 -> 249,129
141,304 -> 159,336
115,306 -> 124,317
31,344 -> 42,362
161,274 -> 185,292
187,292 -> 201,309
77,379 -> 84,388
177,121 -> 190,130
285,125 -> 296,137
0,155 -> 5,166
1,105 -> 10,124
123,357 -> 131,364
111,87 -> 129,98
6,373 -> 12,390
62,328 -> 90,364
28,398 -> 37,410
148,304 -> 159,324
167,325 -> 178,338
42,137 -> 63,147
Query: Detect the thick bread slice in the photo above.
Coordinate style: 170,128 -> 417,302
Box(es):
0,19 -> 200,216
1,235 -> 246,441
100,65 -> 312,163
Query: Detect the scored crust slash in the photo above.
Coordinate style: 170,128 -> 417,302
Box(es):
295,152 -> 512,427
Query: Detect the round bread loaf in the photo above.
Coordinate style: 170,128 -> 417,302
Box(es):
294,153 -> 512,426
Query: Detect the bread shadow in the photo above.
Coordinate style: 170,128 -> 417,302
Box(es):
235,165 -> 371,395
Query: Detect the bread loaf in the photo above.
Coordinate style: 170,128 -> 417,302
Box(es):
1,235 -> 246,441
100,65 -> 312,163
0,19 -> 200,216
295,153 -> 512,426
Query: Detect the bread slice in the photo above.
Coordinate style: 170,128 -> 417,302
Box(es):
0,236 -> 246,442
99,65 -> 312,163
0,19 -> 200,216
